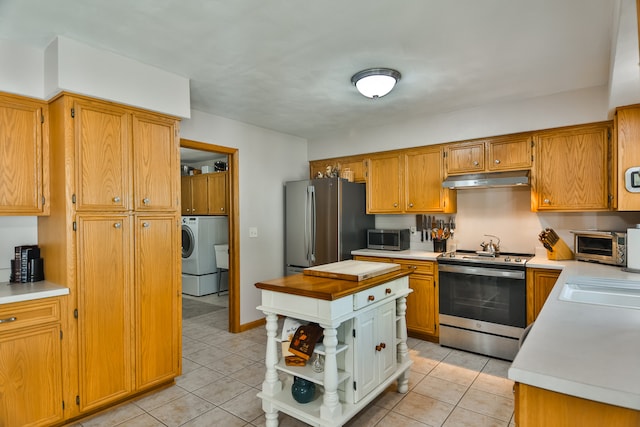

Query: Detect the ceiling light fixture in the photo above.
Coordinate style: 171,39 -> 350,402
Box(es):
351,68 -> 401,99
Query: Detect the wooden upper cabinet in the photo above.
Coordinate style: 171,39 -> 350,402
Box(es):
446,135 -> 532,175
405,147 -> 455,213
615,105 -> 640,211
487,135 -> 532,171
207,171 -> 228,215
189,174 -> 209,214
74,99 -> 131,212
180,175 -> 192,215
533,122 -> 611,211
366,153 -> 403,213
445,140 -> 485,174
133,113 -> 178,211
0,93 -> 49,215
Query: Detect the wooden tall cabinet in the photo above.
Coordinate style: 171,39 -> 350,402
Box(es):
532,122 -> 612,211
0,92 -> 49,215
38,93 -> 181,421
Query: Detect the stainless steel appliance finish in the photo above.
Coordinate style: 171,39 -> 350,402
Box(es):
572,230 -> 627,267
437,251 -> 532,361
441,170 -> 529,189
367,228 -> 410,251
285,178 -> 374,276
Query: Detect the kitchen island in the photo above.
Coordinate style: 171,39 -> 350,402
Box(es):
508,259 -> 640,425
255,266 -> 413,427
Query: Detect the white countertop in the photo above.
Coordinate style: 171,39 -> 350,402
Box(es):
351,248 -> 441,261
508,260 -> 640,410
0,281 -> 69,304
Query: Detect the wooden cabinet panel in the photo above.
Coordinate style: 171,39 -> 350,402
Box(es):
74,100 -> 131,212
446,141 -> 485,174
0,324 -> 63,427
487,135 -> 532,171
180,176 -> 192,215
76,214 -> 133,412
534,123 -> 611,211
135,215 -> 180,389
615,105 -> 640,211
189,174 -> 208,214
133,114 -> 178,211
366,154 -> 403,213
515,383 -> 640,427
405,147 -> 454,213
0,93 -> 49,215
526,268 -> 560,325
207,172 -> 228,215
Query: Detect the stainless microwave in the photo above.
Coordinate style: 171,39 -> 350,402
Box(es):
367,229 -> 410,251
572,230 -> 626,266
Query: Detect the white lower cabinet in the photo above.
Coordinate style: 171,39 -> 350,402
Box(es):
351,301 -> 396,403
256,275 -> 412,427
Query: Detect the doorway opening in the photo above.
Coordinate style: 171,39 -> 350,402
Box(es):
180,138 -> 240,333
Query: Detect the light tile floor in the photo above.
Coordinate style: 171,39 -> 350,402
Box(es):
71,294 -> 516,427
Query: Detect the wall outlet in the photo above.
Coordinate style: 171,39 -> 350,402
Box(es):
249,227 -> 258,238
410,226 -> 417,234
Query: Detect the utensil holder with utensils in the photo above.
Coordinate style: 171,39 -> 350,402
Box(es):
538,228 -> 574,260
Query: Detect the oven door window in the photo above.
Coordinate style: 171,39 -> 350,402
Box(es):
439,270 -> 526,328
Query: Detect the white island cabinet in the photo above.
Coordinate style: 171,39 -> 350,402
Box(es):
255,268 -> 413,427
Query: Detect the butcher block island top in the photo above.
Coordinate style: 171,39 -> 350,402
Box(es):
255,262 -> 409,301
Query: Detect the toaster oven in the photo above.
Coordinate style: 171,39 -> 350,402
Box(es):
572,230 -> 626,266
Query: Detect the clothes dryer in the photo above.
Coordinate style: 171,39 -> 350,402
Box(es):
181,216 -> 228,296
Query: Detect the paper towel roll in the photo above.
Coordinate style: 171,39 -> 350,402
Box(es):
626,226 -> 640,270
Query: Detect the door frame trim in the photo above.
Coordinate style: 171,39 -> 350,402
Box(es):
180,139 -> 240,333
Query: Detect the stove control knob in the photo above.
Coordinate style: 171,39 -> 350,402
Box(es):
515,257 -> 522,262
504,257 -> 511,262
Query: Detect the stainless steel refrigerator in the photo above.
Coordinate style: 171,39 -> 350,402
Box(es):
285,177 -> 374,275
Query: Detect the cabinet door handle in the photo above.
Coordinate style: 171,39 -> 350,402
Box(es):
220,207 -> 225,211
385,288 -> 392,295
367,295 -> 375,302
142,198 -> 150,205
393,203 -> 398,208
494,159 -> 501,164
375,342 -> 387,351
142,222 -> 150,228
543,198 -> 551,205
408,203 -> 413,207
114,222 -> 122,229
473,161 -> 479,166
113,196 -> 121,203
0,316 -> 17,323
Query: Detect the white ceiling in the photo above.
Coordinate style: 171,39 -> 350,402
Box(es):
0,0 -> 615,141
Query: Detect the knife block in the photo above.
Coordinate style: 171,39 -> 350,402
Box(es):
546,237 -> 574,260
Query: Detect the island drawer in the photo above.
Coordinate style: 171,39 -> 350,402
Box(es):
0,298 -> 61,332
353,281 -> 399,310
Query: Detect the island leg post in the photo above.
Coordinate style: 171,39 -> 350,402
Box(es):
319,324 -> 342,420
396,295 -> 410,393
262,311 -> 282,426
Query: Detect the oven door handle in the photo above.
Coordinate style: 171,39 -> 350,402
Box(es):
438,264 -> 525,279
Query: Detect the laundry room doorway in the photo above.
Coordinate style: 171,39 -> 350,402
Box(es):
180,138 -> 240,333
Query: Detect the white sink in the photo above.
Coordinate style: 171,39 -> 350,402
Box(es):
559,276 -> 640,310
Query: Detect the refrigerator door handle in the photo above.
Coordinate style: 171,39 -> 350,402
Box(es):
308,185 -> 316,263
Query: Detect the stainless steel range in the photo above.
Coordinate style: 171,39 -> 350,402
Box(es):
437,249 -> 533,361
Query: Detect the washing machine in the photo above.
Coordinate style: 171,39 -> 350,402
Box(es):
181,216 -> 228,296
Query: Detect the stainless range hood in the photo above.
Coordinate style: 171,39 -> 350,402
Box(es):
442,170 -> 530,189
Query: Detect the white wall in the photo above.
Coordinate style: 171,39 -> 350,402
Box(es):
0,39 -> 44,98
44,36 -> 191,118
608,0 -> 640,110
179,110 -> 308,325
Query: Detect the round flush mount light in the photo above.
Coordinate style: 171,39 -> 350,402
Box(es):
351,68 -> 401,99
